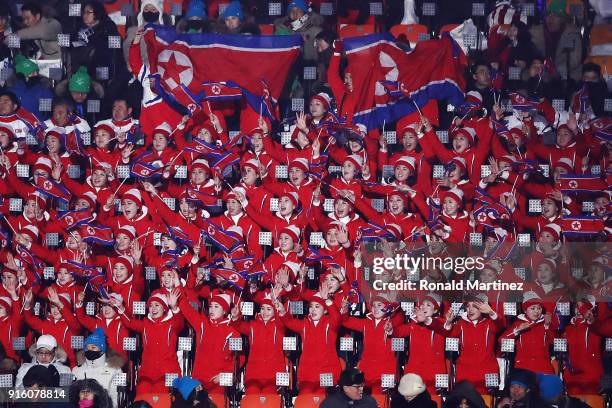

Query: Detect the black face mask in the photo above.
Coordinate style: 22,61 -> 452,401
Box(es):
142,11 -> 160,23
187,20 -> 204,31
84,350 -> 104,361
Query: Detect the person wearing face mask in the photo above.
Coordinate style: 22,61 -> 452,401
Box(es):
72,328 -> 125,407
123,0 -> 165,68
69,378 -> 114,408
273,0 -> 323,62
178,0 -> 208,34
171,376 -> 215,408
15,334 -> 72,389
571,63 -> 612,117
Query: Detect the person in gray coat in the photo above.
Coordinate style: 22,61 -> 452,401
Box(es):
16,2 -> 61,60
273,0 -> 323,62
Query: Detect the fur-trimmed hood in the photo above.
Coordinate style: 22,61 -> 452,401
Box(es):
28,344 -> 68,364
74,348 -> 126,369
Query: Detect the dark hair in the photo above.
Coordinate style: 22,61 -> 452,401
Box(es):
130,401 -> 153,408
315,29 -> 335,45
52,97 -> 74,112
113,97 -> 132,110
21,2 -> 42,17
0,90 -> 20,108
82,1 -> 107,22
69,379 -> 114,408
582,62 -> 602,76
471,61 -> 489,75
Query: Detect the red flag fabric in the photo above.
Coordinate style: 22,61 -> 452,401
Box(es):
342,33 -> 467,129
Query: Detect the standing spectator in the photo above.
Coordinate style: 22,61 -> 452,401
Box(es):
530,5 -> 582,82
320,368 -> 377,408
6,54 -> 54,119
123,0 -> 169,69
177,0 -> 209,34
391,373 -> 437,408
16,2 -> 61,60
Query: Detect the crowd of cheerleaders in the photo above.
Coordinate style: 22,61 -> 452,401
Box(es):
0,83 -> 609,402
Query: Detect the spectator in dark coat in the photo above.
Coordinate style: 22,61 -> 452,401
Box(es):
443,381 -> 487,408
496,368 -> 553,408
537,374 -> 591,408
320,368 -> 378,408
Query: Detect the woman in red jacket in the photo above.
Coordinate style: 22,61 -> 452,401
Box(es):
112,291 -> 184,393
563,297 -> 604,394
276,293 -> 342,394
342,295 -> 399,393
75,292 -> 130,360
500,291 -> 555,375
23,287 -> 82,367
0,280 -> 23,365
391,294 -> 447,394
231,294 -> 286,394
431,294 -> 504,393
177,290 -> 240,394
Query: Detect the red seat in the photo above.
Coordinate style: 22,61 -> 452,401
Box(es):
294,393 -> 325,408
480,394 -> 493,408
389,24 -> 428,45
259,24 -> 274,35
371,393 -> 388,408
338,24 -> 376,39
574,394 -> 604,408
241,393 -> 282,407
209,393 -> 226,408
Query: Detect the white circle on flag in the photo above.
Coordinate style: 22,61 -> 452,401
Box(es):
158,50 -> 193,89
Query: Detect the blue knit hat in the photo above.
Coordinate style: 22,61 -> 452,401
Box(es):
537,373 -> 563,402
172,376 -> 202,400
288,0 -> 308,13
186,0 -> 206,19
223,1 -> 244,20
83,328 -> 107,353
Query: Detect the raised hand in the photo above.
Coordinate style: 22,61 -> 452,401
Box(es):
131,240 -> 142,262
296,112 -> 308,133
257,116 -> 268,134
23,289 -> 33,309
47,287 -> 61,307
51,162 -> 63,181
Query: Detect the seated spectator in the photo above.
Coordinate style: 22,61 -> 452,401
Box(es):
442,381 -> 487,408
391,373 -> 437,408
496,368 -> 552,408
15,335 -> 72,388
320,368 -> 377,408
68,378 -> 114,408
273,0 -> 323,62
171,376 -> 215,408
16,2 -> 61,60
6,54 -> 54,119
55,66 -> 104,124
530,3 -> 582,82
537,374 -> 591,408
72,328 -> 125,408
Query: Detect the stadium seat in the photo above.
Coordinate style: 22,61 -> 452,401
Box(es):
371,393 -> 388,408
389,24 -> 428,46
133,393 -> 172,406
259,24 -> 274,35
586,24 -> 612,76
209,393 -> 226,407
574,394 -> 604,408
294,393 -> 325,408
480,394 -> 493,407
431,394 -> 442,407
338,24 -> 376,39
241,393 -> 282,407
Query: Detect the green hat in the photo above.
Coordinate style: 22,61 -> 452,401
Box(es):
14,54 -> 38,77
547,0 -> 569,17
69,66 -> 91,93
